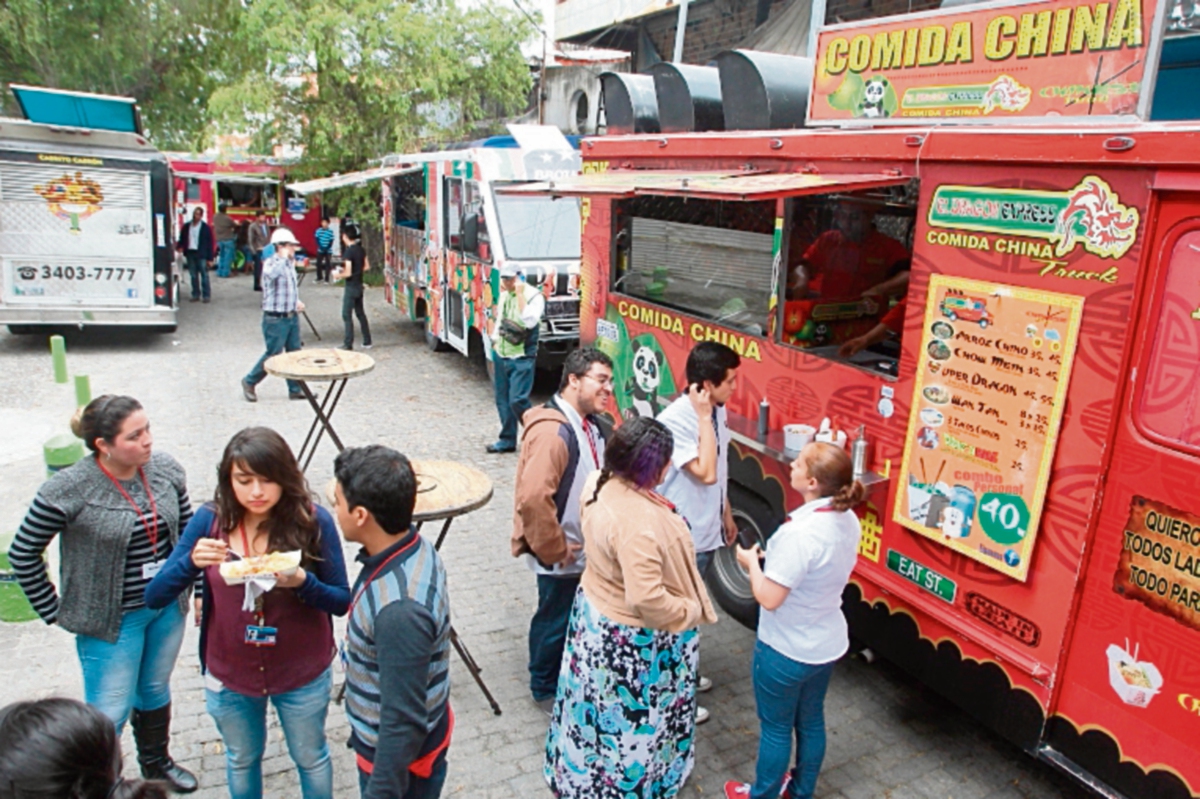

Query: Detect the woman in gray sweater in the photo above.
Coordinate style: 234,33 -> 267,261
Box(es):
10,395 -> 197,793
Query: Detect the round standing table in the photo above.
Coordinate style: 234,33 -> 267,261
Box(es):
265,348 -> 374,471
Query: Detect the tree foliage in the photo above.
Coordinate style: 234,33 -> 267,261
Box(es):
0,0 -> 246,149
212,0 -> 535,205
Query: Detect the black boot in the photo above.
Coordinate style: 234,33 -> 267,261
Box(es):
130,704 -> 199,793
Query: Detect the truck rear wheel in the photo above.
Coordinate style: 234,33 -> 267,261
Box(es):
707,486 -> 777,629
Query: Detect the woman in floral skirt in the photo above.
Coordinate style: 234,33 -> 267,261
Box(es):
545,416 -> 718,798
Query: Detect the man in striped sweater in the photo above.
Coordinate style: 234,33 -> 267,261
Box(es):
333,445 -> 451,799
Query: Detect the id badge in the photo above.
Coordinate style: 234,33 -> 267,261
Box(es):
142,560 -> 165,580
245,625 -> 278,647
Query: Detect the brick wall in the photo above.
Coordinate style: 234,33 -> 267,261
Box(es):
642,0 -> 790,65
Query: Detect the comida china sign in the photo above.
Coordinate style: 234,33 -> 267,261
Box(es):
809,0 -> 1168,124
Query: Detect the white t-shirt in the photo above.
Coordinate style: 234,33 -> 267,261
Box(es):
656,394 -> 729,554
758,496 -> 863,665
188,220 -> 202,251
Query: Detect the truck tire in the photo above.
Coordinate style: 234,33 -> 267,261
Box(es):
424,316 -> 448,352
707,486 -> 779,629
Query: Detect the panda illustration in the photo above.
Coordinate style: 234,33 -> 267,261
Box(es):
859,76 -> 893,118
624,344 -> 665,419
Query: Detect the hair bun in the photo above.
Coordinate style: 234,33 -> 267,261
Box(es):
69,408 -> 84,439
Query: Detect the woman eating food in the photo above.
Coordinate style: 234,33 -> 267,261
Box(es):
145,426 -> 349,799
9,395 -> 197,792
724,442 -> 864,799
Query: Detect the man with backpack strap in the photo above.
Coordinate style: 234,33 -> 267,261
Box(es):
510,348 -> 614,713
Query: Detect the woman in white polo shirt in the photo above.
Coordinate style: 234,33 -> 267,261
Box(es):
724,442 -> 864,799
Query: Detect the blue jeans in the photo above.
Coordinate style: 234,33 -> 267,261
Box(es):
75,604 -> 187,732
185,252 -> 210,299
529,574 -> 580,701
751,640 -> 836,799
695,549 -> 716,580
357,753 -> 447,799
205,667 -> 334,799
492,355 -> 535,449
217,240 -> 236,277
245,314 -> 303,395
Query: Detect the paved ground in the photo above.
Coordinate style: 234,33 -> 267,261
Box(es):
0,272 -> 1092,799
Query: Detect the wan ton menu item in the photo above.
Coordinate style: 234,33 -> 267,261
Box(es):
1105,641 -> 1163,708
219,551 -> 302,585
894,276 -> 1083,581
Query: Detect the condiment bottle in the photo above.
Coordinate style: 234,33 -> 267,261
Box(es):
852,425 -> 869,478
757,398 -> 770,439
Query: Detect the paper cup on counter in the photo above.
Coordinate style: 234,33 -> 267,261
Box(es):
784,424 -> 816,452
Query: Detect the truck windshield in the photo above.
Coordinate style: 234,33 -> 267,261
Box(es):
493,190 -> 580,260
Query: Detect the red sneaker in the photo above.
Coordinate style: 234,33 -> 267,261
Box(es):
724,782 -> 751,799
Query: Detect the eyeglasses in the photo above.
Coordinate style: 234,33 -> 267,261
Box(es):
582,373 -> 614,388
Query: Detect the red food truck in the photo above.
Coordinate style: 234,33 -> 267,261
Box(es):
505,1 -> 1200,795
166,154 -> 323,255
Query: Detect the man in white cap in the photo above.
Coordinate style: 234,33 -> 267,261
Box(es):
241,228 -> 307,402
486,263 -> 544,453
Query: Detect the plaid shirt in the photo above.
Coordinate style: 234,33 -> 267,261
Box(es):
261,253 -> 299,314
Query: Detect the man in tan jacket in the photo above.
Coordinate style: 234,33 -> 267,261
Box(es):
510,348 -> 613,712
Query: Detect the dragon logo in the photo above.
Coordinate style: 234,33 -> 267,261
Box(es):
33,171 -> 105,234
981,75 -> 1032,115
1053,176 -> 1140,259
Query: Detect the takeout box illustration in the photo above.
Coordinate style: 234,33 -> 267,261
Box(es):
1106,642 -> 1163,708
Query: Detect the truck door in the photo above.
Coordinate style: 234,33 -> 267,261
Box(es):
441,174 -> 470,356
1042,193 -> 1200,799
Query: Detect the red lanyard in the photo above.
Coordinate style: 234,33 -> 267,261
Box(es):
645,489 -> 678,514
98,460 -> 160,556
348,535 -> 420,620
581,419 -> 600,468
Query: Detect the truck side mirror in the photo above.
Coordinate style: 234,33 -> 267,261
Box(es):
462,213 -> 478,254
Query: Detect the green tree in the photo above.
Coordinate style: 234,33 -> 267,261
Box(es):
211,0 -> 535,227
0,0 -> 244,149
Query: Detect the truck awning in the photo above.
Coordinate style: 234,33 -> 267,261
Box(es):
498,170 -> 909,201
10,84 -> 142,134
172,171 -> 280,186
288,165 -> 422,195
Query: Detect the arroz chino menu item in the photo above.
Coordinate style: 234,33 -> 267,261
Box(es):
894,275 -> 1083,581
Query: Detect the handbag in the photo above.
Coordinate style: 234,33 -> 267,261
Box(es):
499,317 -> 530,346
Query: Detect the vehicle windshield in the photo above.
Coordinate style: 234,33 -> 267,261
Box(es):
492,188 -> 580,260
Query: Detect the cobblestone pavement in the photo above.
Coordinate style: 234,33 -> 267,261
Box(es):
0,273 -> 1091,799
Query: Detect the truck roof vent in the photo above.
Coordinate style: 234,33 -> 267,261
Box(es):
599,72 -> 661,135
645,63 -> 725,133
716,50 -> 812,131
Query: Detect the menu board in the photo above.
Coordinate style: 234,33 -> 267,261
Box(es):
893,276 -> 1083,581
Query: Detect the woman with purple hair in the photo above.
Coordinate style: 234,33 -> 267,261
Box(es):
545,416 -> 718,799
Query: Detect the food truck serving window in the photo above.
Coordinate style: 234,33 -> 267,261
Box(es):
777,185 -> 916,377
1137,227 -> 1200,454
613,196 -> 775,336
493,187 -> 580,260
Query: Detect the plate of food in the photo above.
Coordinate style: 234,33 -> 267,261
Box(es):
219,551 -> 302,585
923,385 -> 950,405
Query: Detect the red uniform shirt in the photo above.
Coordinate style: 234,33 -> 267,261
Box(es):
803,230 -> 908,299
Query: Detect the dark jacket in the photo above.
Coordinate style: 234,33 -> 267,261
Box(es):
177,220 -> 215,258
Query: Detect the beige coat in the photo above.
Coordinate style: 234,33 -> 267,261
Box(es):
579,472 -> 718,634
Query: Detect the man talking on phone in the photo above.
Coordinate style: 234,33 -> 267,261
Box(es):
486,264 -> 544,454
656,341 -> 741,724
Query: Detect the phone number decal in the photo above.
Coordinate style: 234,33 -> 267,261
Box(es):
19,265 -> 137,281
